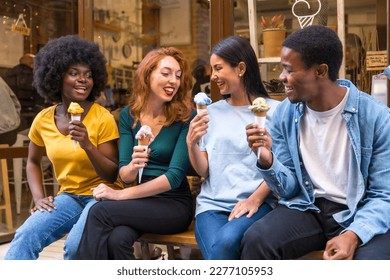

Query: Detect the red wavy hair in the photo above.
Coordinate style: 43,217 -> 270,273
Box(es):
128,47 -> 193,127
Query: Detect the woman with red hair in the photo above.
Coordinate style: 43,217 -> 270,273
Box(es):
76,47 -> 195,259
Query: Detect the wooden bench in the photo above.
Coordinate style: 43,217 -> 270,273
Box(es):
137,221 -> 323,260
138,221 -> 198,260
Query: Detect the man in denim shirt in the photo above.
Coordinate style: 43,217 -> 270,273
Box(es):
242,25 -> 390,260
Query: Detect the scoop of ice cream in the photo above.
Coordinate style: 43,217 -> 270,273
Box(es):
67,102 -> 84,115
248,97 -> 270,114
194,92 -> 212,106
135,125 -> 155,145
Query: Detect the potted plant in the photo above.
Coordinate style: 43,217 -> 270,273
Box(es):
261,15 -> 285,30
261,15 -> 286,58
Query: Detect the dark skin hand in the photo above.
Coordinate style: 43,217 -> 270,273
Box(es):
245,123 -> 273,168
323,230 -> 361,260
30,196 -> 56,214
68,119 -> 92,150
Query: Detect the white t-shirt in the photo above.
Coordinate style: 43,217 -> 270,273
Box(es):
299,90 -> 350,204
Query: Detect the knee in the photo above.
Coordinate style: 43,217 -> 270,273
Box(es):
107,227 -> 138,251
88,202 -> 105,217
214,230 -> 240,249
108,236 -> 131,251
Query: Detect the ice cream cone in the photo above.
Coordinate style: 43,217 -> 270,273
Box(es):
196,104 -> 207,114
137,136 -> 151,183
254,111 -> 267,117
255,115 -> 266,128
137,150 -> 147,184
68,102 -> 84,151
196,104 -> 207,145
194,92 -> 212,147
249,97 -> 270,159
135,126 -> 155,184
297,16 -> 314,28
71,114 -> 81,150
138,136 -> 151,147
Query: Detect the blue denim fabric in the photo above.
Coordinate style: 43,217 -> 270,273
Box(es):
258,79 -> 390,245
63,197 -> 97,259
195,203 -> 272,260
3,193 -> 96,260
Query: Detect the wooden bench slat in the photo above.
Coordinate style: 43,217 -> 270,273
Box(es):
138,222 -> 198,260
139,223 -> 197,247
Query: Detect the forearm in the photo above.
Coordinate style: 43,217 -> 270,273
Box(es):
119,164 -> 138,184
188,145 -> 208,178
247,181 -> 272,206
258,154 -> 300,199
117,175 -> 171,199
26,160 -> 45,202
84,143 -> 119,183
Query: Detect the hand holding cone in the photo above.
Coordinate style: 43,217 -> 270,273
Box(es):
67,102 -> 84,151
135,125 -> 155,183
194,92 -> 212,146
248,97 -> 270,159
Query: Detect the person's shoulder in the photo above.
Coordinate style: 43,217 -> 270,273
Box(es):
266,97 -> 281,107
119,105 -> 131,118
36,104 -> 56,118
10,64 -> 32,75
31,105 -> 55,129
208,99 -> 225,109
91,103 -> 111,113
343,81 -> 388,115
356,91 -> 389,116
118,105 -> 135,127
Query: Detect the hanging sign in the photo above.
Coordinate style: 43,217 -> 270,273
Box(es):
292,0 -> 322,29
11,14 -> 31,36
366,51 -> 387,71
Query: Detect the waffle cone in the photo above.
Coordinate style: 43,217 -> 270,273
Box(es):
254,111 -> 267,117
196,104 -> 207,110
138,136 -> 150,146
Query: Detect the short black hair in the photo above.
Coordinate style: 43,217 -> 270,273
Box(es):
283,25 -> 342,81
33,35 -> 107,102
212,35 -> 269,100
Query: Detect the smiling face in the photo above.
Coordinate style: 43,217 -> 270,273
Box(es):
62,63 -> 93,102
210,54 -> 241,97
149,56 -> 182,103
279,47 -> 319,104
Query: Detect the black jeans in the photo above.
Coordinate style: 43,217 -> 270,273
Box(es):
241,198 -> 390,259
76,178 -> 193,260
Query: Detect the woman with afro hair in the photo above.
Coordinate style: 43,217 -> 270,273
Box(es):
3,35 -> 123,260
